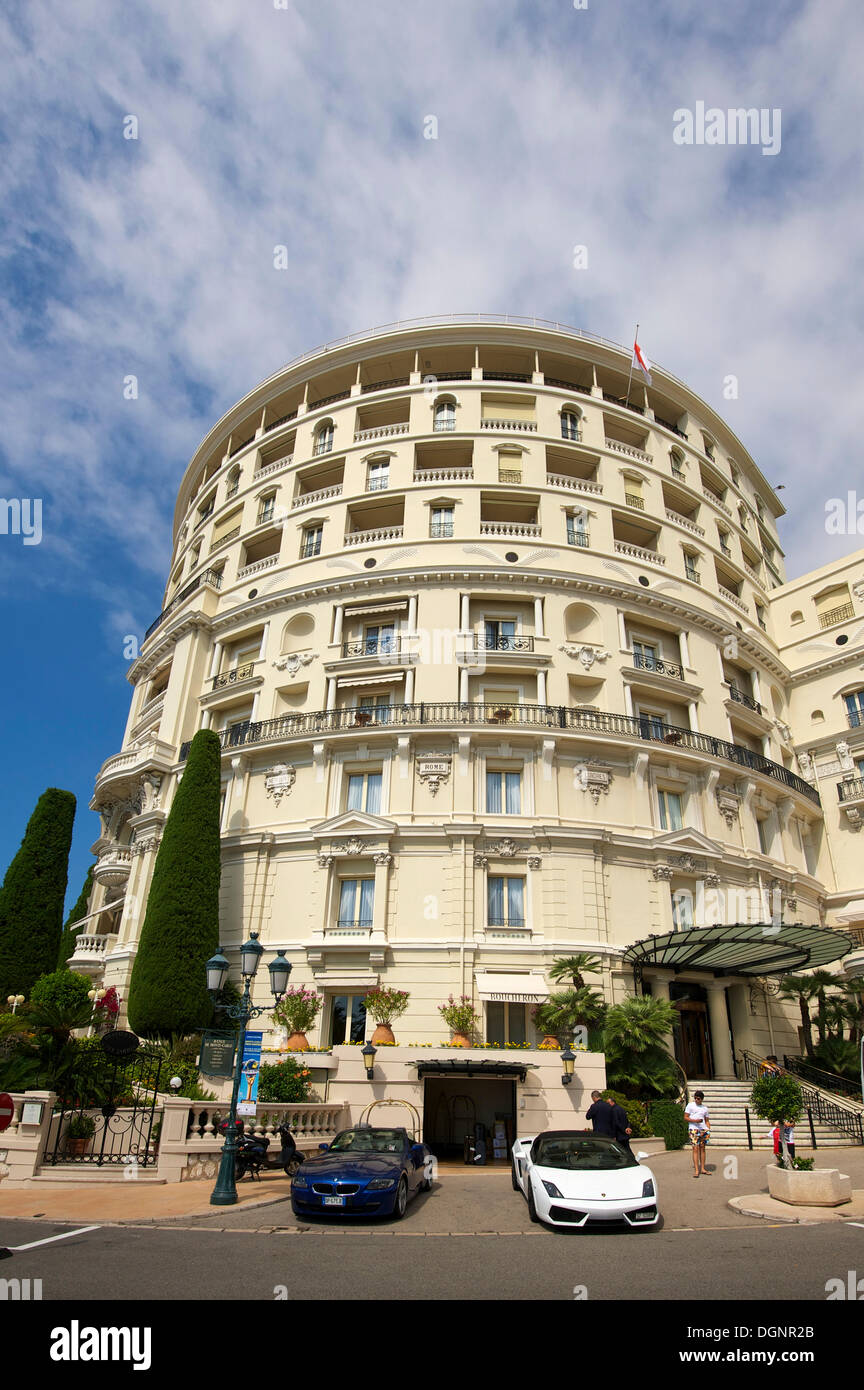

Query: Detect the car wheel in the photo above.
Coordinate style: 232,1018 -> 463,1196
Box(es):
511,1160 -> 520,1192
526,1178 -> 540,1224
393,1176 -> 408,1220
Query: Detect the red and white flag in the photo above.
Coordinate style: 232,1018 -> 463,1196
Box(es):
632,337 -> 652,385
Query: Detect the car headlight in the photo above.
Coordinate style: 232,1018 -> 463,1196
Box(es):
642,1178 -> 655,1197
292,1173 -> 308,1188
367,1178 -> 396,1190
541,1180 -> 563,1198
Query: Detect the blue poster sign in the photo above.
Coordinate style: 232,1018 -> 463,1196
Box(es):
236,1030 -> 263,1116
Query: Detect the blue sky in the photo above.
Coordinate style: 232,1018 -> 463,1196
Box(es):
1,0 -> 862,906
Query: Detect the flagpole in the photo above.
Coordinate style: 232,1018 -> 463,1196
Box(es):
625,323 -> 638,407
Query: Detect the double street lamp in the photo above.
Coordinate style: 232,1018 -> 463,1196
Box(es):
205,932 -> 292,1206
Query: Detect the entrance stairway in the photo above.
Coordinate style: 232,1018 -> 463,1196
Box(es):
694,1080 -> 856,1149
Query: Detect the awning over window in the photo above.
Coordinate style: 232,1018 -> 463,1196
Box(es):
624,923 -> 855,980
413,1059 -> 537,1081
343,601 -> 409,618
475,971 -> 549,1002
336,672 -> 405,689
833,899 -> 864,925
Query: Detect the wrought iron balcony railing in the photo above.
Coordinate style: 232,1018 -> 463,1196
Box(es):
728,685 -> 763,714
632,653 -> 684,681
819,602 -> 855,629
429,522 -> 454,538
145,569 -> 223,641
473,634 -> 535,652
212,662 -> 256,690
838,777 -> 864,803
179,705 -> 820,803
341,639 -> 405,658
847,709 -> 863,729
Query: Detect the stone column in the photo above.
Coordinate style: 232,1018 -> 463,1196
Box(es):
537,670 -> 547,705
333,605 -> 345,645
705,980 -> 736,1079
459,667 -> 469,702
534,596 -> 544,637
326,678 -> 337,711
647,970 -> 677,1058
460,593 -> 470,630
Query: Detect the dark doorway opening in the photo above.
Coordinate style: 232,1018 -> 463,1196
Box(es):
422,1077 -> 517,1163
670,981 -> 714,1080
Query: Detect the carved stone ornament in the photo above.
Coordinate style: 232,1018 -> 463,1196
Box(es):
272,651 -> 317,676
131,832 -> 162,857
558,643 -> 610,670
797,751 -> 814,780
652,865 -> 674,881
373,852 -> 393,866
527,856 -> 542,870
474,854 -> 489,867
491,838 -> 519,857
264,763 -> 296,805
843,807 -> 862,832
774,721 -> 792,744
416,752 -> 452,797
853,579 -> 864,601
317,854 -> 335,868
139,773 -> 163,812
785,896 -> 798,912
337,838 -> 368,856
716,788 -> 741,828
704,873 -> 721,889
836,741 -> 855,774
575,761 -> 612,803
672,854 -> 705,875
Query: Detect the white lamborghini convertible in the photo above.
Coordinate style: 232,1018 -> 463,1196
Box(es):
511,1131 -> 660,1229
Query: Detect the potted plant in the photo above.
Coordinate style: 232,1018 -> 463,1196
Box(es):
531,1001 -> 562,1049
748,1074 -> 849,1205
272,986 -> 323,1051
363,987 -> 410,1045
64,1113 -> 96,1157
490,707 -> 513,724
438,994 -> 479,1047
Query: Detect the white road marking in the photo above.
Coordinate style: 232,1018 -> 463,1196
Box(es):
11,1225 -> 101,1251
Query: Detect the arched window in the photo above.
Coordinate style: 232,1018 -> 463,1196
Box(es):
670,449 -> 685,479
561,409 -> 581,441
434,400 -> 456,433
314,421 -> 334,456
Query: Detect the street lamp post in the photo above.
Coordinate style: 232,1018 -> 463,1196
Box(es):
205,933 -> 292,1207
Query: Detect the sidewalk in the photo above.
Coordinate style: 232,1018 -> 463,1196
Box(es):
0,1169 -> 293,1224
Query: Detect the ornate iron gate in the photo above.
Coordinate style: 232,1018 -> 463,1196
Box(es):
45,1048 -> 163,1168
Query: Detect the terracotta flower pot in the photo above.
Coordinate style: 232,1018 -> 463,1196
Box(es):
65,1137 -> 90,1157
283,1031 -> 310,1051
371,1024 -> 395,1045
450,1033 -> 472,1048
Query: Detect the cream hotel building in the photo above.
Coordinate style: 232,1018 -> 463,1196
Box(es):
76,316 -> 864,1133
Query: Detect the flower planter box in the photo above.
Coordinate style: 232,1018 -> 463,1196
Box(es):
766,1165 -> 852,1207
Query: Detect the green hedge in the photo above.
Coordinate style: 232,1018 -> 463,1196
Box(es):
0,788 -> 76,1001
127,730 -> 221,1037
602,1090 -> 652,1137
648,1099 -> 688,1150
258,1059 -> 315,1104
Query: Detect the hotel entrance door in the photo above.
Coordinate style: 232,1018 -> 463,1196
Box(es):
670,983 -> 714,1080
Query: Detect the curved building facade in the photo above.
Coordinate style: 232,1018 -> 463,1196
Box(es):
78,316 -> 862,1105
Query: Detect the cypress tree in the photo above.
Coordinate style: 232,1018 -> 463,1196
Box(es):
0,788 -> 77,1002
127,729 -> 221,1037
57,865 -> 95,969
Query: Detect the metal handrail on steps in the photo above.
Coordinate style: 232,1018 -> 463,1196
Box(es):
741,1050 -> 864,1145
782,1054 -> 864,1106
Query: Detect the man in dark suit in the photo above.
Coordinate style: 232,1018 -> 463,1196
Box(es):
606,1096 -> 633,1151
585,1090 -> 616,1136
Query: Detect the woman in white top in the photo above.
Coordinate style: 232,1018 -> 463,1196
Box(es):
684,1090 -> 711,1177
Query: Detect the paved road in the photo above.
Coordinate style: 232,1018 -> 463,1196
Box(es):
2,1152 -> 863,1302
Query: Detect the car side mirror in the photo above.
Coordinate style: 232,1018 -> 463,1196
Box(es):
318,1143 -> 330,1151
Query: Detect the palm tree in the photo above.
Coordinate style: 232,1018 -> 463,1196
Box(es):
548,954 -> 604,991
807,969 -> 846,1046
778,974 -> 821,1056
541,987 -> 607,1037
842,977 -> 864,1045
603,996 -> 681,1098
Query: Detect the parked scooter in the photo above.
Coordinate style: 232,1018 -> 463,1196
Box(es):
278,1122 -> 303,1177
234,1127 -> 270,1181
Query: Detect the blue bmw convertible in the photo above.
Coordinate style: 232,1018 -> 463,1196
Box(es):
290,1126 -> 433,1220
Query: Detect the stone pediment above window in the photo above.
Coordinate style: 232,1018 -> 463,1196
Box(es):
310,810 -> 396,862
651,828 -> 724,859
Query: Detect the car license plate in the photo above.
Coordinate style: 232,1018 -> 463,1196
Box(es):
323,1195 -> 345,1207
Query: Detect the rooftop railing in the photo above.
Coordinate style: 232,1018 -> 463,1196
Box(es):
144,569 -> 223,641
